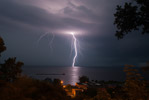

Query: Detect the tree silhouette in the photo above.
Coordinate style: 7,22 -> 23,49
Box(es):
0,76 -> 69,100
0,37 -> 6,57
0,37 -> 70,100
123,65 -> 148,100
0,57 -> 24,82
79,76 -> 89,83
0,37 -> 24,82
53,78 -> 61,86
93,89 -> 111,100
114,0 -> 149,39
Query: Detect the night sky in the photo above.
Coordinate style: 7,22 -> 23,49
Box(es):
0,0 -> 149,67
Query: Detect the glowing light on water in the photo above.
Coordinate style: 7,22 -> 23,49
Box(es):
71,67 -> 80,85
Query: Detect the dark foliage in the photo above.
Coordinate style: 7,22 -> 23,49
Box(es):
53,78 -> 62,86
79,76 -> 89,83
0,57 -> 24,82
114,0 -> 149,39
0,37 -> 6,57
0,77 -> 69,100
84,87 -> 97,97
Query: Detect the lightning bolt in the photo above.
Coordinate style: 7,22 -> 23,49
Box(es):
37,32 -> 55,52
48,33 -> 55,52
37,32 -> 49,45
37,32 -> 78,67
71,33 -> 77,67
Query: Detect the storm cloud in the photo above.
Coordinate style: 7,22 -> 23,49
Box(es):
0,0 -> 149,67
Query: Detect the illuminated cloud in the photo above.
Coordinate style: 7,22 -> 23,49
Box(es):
0,0 -> 149,66
0,0 -> 126,36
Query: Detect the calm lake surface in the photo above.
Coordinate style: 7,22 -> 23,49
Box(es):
22,66 -> 148,85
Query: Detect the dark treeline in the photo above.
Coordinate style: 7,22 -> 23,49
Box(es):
0,36 -> 149,99
0,37 -> 70,100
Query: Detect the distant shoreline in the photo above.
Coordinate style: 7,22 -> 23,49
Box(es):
36,73 -> 65,75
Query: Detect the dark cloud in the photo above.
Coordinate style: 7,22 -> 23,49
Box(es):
0,0 -> 100,34
0,0 -> 149,67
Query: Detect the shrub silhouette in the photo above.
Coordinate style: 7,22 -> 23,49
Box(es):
79,76 -> 89,83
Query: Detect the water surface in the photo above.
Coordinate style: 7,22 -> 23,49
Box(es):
23,66 -> 127,85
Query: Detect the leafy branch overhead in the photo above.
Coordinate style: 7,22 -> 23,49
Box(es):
114,0 -> 149,39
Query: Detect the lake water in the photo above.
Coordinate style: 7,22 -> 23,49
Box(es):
22,66 -> 148,85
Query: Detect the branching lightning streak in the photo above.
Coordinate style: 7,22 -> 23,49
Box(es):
71,33 -> 77,67
37,32 -> 55,52
48,33 -> 55,51
37,32 -> 78,67
37,32 -> 49,45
